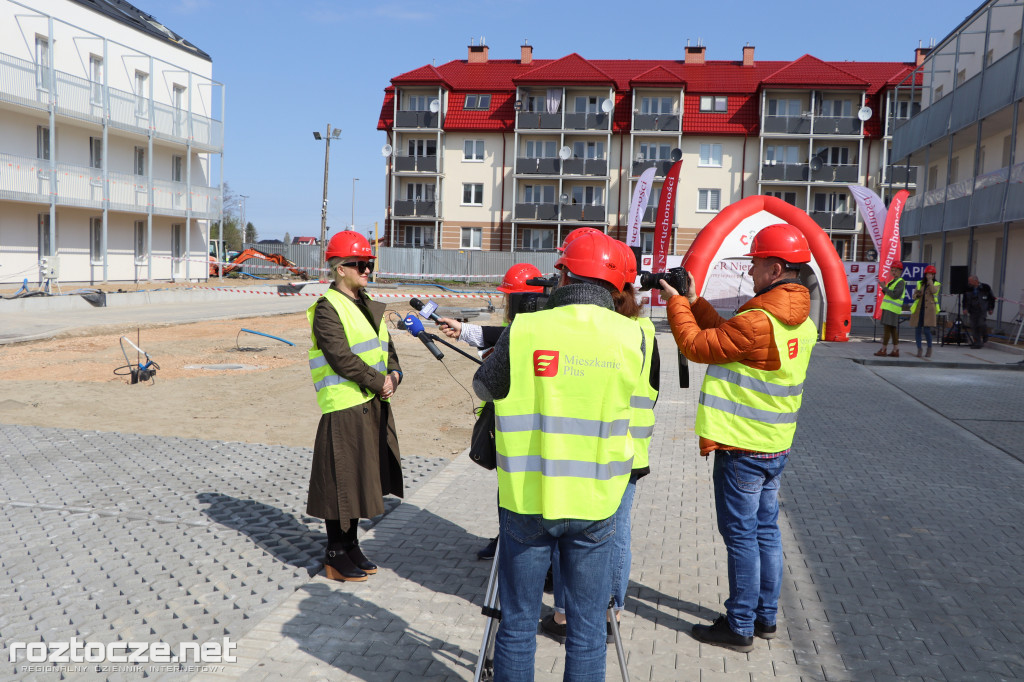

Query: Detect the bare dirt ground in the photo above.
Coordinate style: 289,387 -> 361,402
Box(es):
0,291 -> 498,460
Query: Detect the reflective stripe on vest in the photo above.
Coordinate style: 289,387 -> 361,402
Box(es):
910,280 -> 942,317
881,277 -> 905,314
307,288 -> 390,414
695,309 -> 816,453
495,304 -> 643,521
629,317 -> 658,468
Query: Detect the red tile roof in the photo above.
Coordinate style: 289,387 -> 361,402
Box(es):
391,64 -> 449,86
683,93 -> 760,136
762,55 -> 869,89
444,92 -> 516,130
514,53 -> 616,85
630,65 -> 686,87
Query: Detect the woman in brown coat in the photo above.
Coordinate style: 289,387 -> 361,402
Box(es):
910,265 -> 941,358
306,231 -> 403,582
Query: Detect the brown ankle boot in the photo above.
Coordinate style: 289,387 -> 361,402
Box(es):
925,346 -> 932,358
873,347 -> 888,357
889,347 -> 900,357
916,347 -> 923,358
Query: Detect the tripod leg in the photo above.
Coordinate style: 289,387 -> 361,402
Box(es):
474,543 -> 501,682
608,601 -> 629,681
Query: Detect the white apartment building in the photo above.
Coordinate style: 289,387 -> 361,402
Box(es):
0,0 -> 223,286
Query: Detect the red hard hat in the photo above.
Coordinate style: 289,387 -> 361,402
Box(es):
497,263 -> 544,294
891,261 -> 904,270
744,224 -> 811,263
611,239 -> 638,281
554,233 -> 626,291
325,231 -> 374,262
924,265 -> 937,274
558,227 -> 604,253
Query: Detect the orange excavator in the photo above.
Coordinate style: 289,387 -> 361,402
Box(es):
209,248 -> 309,279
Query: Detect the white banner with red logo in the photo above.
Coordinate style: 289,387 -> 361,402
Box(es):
651,160 -> 682,306
845,261 -> 880,317
627,167 -> 657,249
873,189 -> 908,320
847,185 -> 887,251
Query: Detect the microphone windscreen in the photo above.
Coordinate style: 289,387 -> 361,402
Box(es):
409,297 -> 424,311
404,314 -> 425,335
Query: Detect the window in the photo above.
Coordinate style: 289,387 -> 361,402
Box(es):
815,146 -> 851,165
572,141 -> 604,159
766,191 -> 797,205
524,140 -> 556,158
819,99 -> 853,117
405,183 -> 435,202
697,188 -> 721,212
403,224 -> 433,247
37,214 -> 52,258
90,217 -> 103,264
813,192 -> 848,213
35,36 -> 50,90
1002,135 -> 1012,168
408,139 -> 436,157
927,165 -> 938,191
172,155 -> 183,182
525,94 -> 546,112
463,183 -> 484,205
699,95 -> 728,113
135,71 -> 148,116
641,232 -> 654,253
464,139 -> 484,161
986,49 -> 994,67
460,227 -> 482,249
522,228 -> 554,251
832,238 -> 849,260
464,94 -> 491,110
571,186 -> 604,206
89,137 -> 103,169
134,221 -> 146,263
36,126 -> 50,160
172,84 -> 185,134
574,96 -> 606,113
949,157 -> 959,184
765,145 -> 800,165
933,85 -> 944,101
956,68 -> 966,86
895,99 -> 919,119
90,55 -> 103,105
767,99 -> 801,117
640,97 -> 673,114
172,224 -> 183,262
524,185 -> 555,204
407,95 -> 437,111
134,147 -> 145,176
640,143 -> 671,160
699,143 -> 722,167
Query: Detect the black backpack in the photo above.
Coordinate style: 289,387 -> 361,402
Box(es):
469,401 -> 496,470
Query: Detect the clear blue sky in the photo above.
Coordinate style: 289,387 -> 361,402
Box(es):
155,0 -> 975,242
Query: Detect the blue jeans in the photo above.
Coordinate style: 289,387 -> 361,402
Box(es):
915,325 -> 933,348
713,452 -> 788,637
553,477 -> 636,614
493,507 -> 615,682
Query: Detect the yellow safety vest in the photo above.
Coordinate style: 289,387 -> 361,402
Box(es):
910,280 -> 942,316
696,309 -> 816,453
629,316 -> 658,470
881,277 -> 905,315
307,288 -> 390,414
495,304 -> 643,521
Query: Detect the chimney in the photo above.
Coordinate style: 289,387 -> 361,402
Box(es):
742,44 -> 755,67
468,39 -> 489,64
685,44 -> 706,65
915,46 -> 931,66
521,41 -> 533,65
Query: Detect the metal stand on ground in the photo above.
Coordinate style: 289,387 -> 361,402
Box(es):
473,543 -> 630,681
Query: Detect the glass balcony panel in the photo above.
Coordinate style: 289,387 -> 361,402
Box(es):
517,157 -> 559,174
810,211 -> 856,231
762,163 -> 809,182
585,159 -> 607,176
763,116 -> 810,134
561,204 -> 583,220
1003,163 -> 1024,221
950,74 -> 982,132
811,117 -> 860,135
981,48 -> 1017,118
583,205 -> 606,222
536,203 -> 558,220
562,159 -> 585,175
633,114 -> 680,131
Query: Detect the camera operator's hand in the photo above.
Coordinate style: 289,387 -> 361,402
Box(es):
684,271 -> 697,303
437,317 -> 462,340
659,280 -> 681,300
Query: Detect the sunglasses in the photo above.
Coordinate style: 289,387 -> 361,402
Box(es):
340,260 -> 374,273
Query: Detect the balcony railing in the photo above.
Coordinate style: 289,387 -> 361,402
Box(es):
810,211 -> 857,231
560,204 -> 606,222
517,112 -> 562,129
761,163 -> 809,182
0,51 -> 223,150
517,157 -> 560,174
394,200 -> 436,217
631,160 -> 673,177
762,115 -> 811,135
394,110 -> 441,129
882,165 -> 918,186
394,155 -> 438,173
814,164 -> 859,183
633,114 -> 680,132
0,151 -> 220,219
811,116 -> 860,136
562,159 -> 608,176
563,112 -> 611,131
515,203 -> 559,220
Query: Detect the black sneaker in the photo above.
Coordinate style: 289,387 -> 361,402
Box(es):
476,537 -> 498,560
754,620 -> 777,640
691,615 -> 754,652
540,614 -> 566,644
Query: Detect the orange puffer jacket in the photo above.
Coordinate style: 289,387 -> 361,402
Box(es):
666,282 -> 811,455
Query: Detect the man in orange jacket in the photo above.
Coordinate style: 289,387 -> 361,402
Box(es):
659,223 -> 817,652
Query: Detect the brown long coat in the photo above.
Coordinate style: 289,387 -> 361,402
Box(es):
910,280 -> 939,327
305,285 -> 403,531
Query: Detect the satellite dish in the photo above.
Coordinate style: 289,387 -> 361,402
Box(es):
560,193 -> 570,205
670,148 -> 682,163
429,100 -> 440,113
600,99 -> 614,113
857,106 -> 873,121
381,143 -> 394,158
558,146 -> 572,160
810,157 -> 823,172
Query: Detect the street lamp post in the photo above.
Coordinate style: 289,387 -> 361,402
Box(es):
239,194 -> 249,247
313,124 -> 341,279
351,177 -> 359,232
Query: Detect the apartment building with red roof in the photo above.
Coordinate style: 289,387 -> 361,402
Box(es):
378,41 -> 922,261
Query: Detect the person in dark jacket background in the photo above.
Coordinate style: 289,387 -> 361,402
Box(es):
962,275 -> 996,348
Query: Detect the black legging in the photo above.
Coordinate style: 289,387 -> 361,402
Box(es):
325,518 -> 359,551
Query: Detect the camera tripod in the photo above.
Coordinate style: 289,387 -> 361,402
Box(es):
473,542 -> 630,681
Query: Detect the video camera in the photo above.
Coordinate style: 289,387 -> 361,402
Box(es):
507,275 -> 557,321
638,266 -> 688,294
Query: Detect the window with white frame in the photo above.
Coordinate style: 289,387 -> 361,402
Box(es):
135,71 -> 148,116
134,221 -> 147,263
405,183 -> 435,201
172,155 -> 183,182
463,183 -> 484,205
765,145 -> 801,165
766,191 -> 797,205
832,238 -> 849,260
699,143 -> 722,167
571,186 -> 603,205
819,99 -> 853,117
134,146 -> 145,175
767,98 -> 801,117
407,95 -> 438,111
573,140 -> 604,159
699,95 -> 728,113
894,99 -> 919,119
697,188 -> 721,212
464,139 -> 484,161
464,94 -> 491,110
524,185 -> 555,204
641,231 -> 654,252
408,139 -> 436,157
574,96 -> 607,113
640,97 -> 674,114
524,140 -> 556,158
640,143 -> 672,160
522,228 -> 555,251
172,224 -> 183,262
90,217 -> 103,264
815,146 -> 851,165
37,214 -> 52,258
36,126 -> 49,160
89,137 -> 102,169
813,192 -> 848,213
525,94 -> 546,112
90,55 -> 103,105
403,224 -> 433,247
35,36 -> 50,90
461,227 -> 482,249
172,84 -> 185,133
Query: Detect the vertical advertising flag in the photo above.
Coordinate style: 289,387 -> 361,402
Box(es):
651,160 -> 682,306
847,185 -> 887,251
872,189 -> 909,320
627,167 -> 657,249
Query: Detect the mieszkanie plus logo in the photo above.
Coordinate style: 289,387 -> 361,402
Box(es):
9,636 -> 236,674
533,350 -> 559,377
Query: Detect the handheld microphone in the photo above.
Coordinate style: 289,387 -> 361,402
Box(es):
403,313 -> 444,361
410,297 -> 443,324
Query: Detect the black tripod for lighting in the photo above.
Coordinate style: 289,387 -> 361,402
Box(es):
943,293 -> 975,347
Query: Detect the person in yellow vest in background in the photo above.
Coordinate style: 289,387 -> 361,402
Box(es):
910,265 -> 941,358
305,231 -> 404,583
474,232 -> 645,680
875,261 -> 906,357
660,223 -> 817,652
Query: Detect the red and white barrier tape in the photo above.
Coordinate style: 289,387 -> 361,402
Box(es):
204,287 -> 496,301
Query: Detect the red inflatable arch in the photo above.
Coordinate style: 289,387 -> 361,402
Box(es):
681,195 -> 851,342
